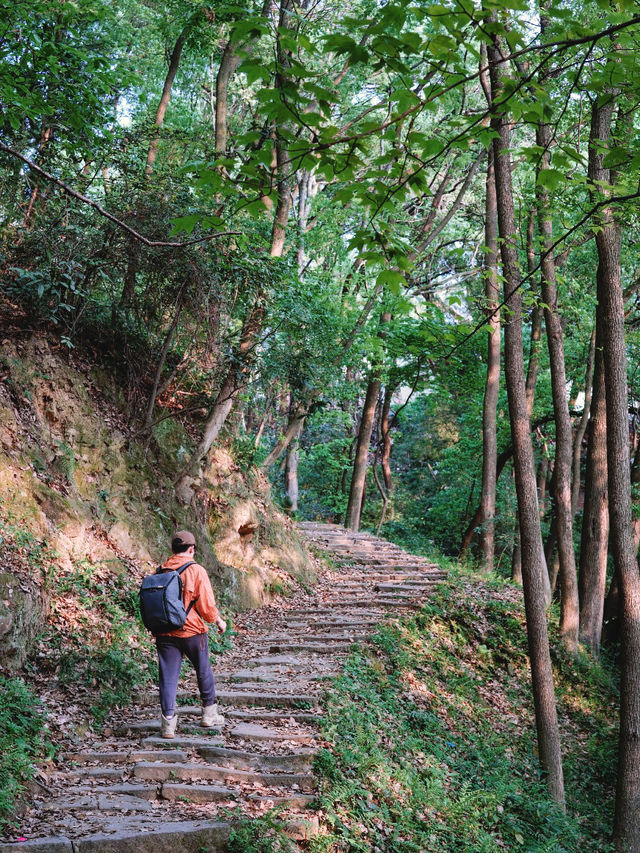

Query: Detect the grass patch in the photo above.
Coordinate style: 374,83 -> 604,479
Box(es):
311,575 -> 617,852
0,677 -> 55,833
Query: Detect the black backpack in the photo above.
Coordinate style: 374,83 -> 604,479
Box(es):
139,561 -> 197,633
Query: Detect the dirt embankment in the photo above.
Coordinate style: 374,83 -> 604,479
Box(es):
0,332 -> 314,669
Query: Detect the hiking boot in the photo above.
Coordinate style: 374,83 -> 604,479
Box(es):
201,703 -> 225,728
161,713 -> 178,739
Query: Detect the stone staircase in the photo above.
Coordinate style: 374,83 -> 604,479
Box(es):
1,523 -> 444,852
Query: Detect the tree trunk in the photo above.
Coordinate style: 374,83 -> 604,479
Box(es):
23,125 -> 53,226
479,146 -> 500,573
345,378 -> 381,531
144,292 -> 185,430
284,417 -> 301,513
536,115 -> 579,650
578,315 -> 608,655
261,401 -> 306,470
174,1 -> 293,499
571,328 -> 596,516
514,209 -> 543,584
489,32 -> 565,807
345,311 -> 391,531
215,0 -> 273,154
589,92 -> 640,852
214,43 -> 241,154
175,300 -> 266,494
145,25 -> 192,176
631,440 -> 640,549
459,412 -> 558,561
525,212 -> 544,417
380,386 -> 394,496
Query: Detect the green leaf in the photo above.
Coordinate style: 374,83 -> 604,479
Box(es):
376,270 -> 407,296
169,214 -> 201,236
238,60 -> 271,85
603,147 -> 630,169
536,168 -> 565,191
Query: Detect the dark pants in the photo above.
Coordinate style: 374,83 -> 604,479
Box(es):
156,633 -> 216,716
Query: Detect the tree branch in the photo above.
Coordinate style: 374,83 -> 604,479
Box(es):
0,142 -> 239,249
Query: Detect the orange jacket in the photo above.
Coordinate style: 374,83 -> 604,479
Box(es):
154,554 -> 221,638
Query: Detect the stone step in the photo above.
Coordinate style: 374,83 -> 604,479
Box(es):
68,767 -> 126,781
132,761 -> 316,789
344,572 -> 442,580
244,654 -> 307,668
229,721 -> 316,745
218,669 -> 331,684
268,642 -> 352,654
284,617 -> 379,625
159,741 -> 316,772
247,792 -> 316,808
216,679 -> 319,693
64,749 -> 190,766
226,708 -> 322,723
160,783 -> 236,804
218,689 -> 320,708
112,718 -> 225,737
318,596 -> 421,609
335,583 -> 434,593
0,820 -> 233,853
133,689 -> 320,710
282,607 -> 386,617
264,634 -> 361,644
39,792 -> 155,813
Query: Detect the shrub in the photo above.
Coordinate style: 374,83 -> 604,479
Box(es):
0,677 -> 54,832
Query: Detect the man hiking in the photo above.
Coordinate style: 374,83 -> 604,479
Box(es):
153,530 -> 226,739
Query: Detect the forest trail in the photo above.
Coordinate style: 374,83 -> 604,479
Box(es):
1,524 -> 445,852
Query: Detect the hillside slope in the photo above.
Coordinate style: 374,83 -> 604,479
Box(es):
0,330 -> 314,670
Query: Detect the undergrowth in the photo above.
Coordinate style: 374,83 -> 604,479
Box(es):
0,677 -> 54,833
40,554 -> 155,727
224,807 -> 297,852
311,575 -> 617,852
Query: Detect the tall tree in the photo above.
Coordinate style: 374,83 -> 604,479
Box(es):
489,24 -> 565,807
588,84 -> 640,850
535,34 -> 579,649
578,315 -> 608,655
479,146 -> 500,573
345,312 -> 391,531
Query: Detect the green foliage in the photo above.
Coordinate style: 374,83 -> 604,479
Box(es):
46,556 -> 155,727
312,577 -> 616,852
225,808 -> 297,852
0,677 -> 55,833
209,621 -> 234,658
56,638 -> 151,727
297,408 -> 354,520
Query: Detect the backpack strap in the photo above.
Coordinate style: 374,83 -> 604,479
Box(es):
176,560 -> 196,575
177,561 -> 198,615
155,560 -> 196,575
154,561 -> 199,615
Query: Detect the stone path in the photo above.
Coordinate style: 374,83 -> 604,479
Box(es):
1,523 -> 444,852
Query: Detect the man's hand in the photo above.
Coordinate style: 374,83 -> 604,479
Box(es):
216,617 -> 227,634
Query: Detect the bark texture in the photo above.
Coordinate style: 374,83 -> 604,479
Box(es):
479,147 -> 500,573
587,92 -> 640,852
345,379 -> 381,531
578,316 -> 608,655
536,117 -> 579,650
489,33 -> 565,808
571,328 -> 596,516
345,312 -> 391,530
145,25 -> 192,176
